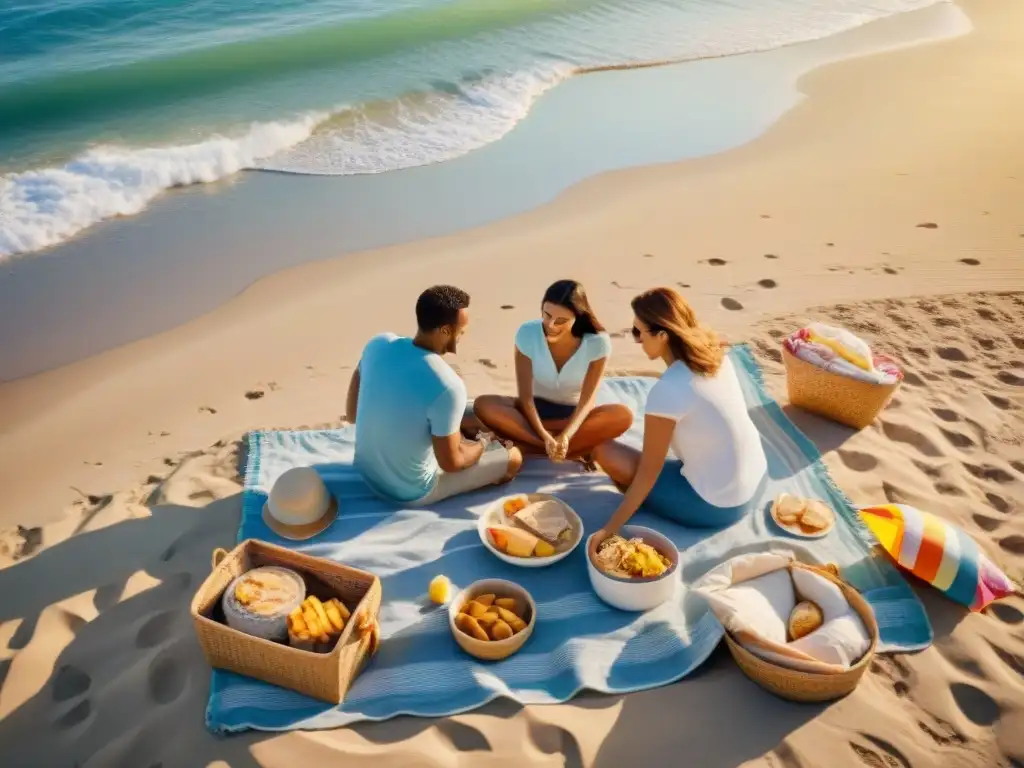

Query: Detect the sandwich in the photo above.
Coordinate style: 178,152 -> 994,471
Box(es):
511,499 -> 572,546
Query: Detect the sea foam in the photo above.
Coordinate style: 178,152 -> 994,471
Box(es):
0,113 -> 326,259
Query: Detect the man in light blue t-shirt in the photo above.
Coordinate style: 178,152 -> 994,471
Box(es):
346,285 -> 523,504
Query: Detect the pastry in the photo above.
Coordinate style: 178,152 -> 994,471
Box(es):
799,501 -> 833,532
773,494 -> 806,525
788,600 -> 824,640
222,566 -> 305,641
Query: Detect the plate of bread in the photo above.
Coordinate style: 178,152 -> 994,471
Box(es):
770,494 -> 835,539
479,493 -> 583,567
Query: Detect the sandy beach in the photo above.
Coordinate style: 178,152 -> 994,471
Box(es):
1,0 -> 1023,765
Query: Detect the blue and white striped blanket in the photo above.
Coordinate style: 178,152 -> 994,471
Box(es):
205,345 -> 931,733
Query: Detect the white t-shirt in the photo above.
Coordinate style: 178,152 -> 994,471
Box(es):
514,319 -> 612,405
645,357 -> 767,508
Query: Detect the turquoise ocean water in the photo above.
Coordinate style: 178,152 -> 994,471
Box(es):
0,0 -> 942,260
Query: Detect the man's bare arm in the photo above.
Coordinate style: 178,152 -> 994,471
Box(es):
345,365 -> 361,423
432,432 -> 485,473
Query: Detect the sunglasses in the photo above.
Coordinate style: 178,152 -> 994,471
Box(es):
631,325 -> 660,340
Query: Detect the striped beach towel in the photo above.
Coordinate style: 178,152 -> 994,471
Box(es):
859,503 -> 1018,610
205,344 -> 931,733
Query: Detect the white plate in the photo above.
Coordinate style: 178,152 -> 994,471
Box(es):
478,493 -> 583,568
769,497 -> 835,539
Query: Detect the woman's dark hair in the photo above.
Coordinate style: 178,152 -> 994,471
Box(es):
541,280 -> 604,337
631,287 -> 723,376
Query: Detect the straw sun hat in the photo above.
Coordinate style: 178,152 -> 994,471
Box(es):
262,466 -> 339,540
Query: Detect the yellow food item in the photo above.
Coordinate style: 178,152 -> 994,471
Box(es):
475,593 -> 495,607
489,620 -> 514,641
799,501 -> 832,532
464,600 -> 489,619
455,613 -> 490,642
488,525 -> 540,558
534,540 -> 556,558
477,611 -> 500,627
773,494 -> 806,525
324,599 -> 346,632
503,496 -> 529,517
595,536 -> 671,579
305,596 -> 333,635
494,597 -> 518,614
788,600 -> 824,640
429,575 -> 452,604
333,597 -> 351,621
302,607 -> 322,638
496,606 -> 527,633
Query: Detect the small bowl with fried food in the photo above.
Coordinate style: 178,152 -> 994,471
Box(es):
448,579 -> 536,661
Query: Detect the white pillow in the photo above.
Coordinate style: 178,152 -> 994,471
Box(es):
693,552 -> 873,672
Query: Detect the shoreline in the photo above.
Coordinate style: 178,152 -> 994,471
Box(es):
2,0 -> 1021,528
0,1 -> 968,383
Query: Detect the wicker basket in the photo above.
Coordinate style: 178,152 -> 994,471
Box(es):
190,538 -> 382,704
724,562 -> 878,703
783,346 -> 900,429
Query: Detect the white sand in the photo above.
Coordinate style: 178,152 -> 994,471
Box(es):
1,1 -> 1023,766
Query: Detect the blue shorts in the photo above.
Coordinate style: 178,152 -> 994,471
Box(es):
533,397 -> 576,420
643,460 -> 766,529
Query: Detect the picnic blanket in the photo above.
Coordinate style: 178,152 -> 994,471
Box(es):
205,344 -> 932,733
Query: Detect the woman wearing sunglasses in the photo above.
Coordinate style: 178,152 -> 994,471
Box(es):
474,280 -> 632,461
589,287 -> 767,547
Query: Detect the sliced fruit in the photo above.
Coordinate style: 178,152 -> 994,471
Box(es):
429,575 -> 451,605
475,593 -> 495,607
494,597 -> 518,614
464,600 -> 489,619
489,620 -> 514,641
534,540 -> 556,558
487,525 -> 539,558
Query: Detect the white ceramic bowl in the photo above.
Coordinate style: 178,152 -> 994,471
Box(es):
586,525 -> 680,612
448,579 -> 537,661
478,493 -> 583,568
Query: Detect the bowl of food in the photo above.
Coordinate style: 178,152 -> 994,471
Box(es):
448,578 -> 536,661
479,493 -> 583,568
586,525 -> 679,611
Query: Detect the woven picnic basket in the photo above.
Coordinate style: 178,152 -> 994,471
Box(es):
190,538 -> 382,704
723,562 -> 879,703
782,346 -> 900,429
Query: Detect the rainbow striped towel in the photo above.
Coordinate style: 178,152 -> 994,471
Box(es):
859,503 -> 1018,611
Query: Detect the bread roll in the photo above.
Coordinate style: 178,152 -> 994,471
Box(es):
788,600 -> 824,641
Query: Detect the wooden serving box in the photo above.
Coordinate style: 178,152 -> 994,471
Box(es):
190,538 -> 381,704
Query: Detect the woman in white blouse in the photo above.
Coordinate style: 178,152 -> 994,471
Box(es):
589,287 -> 767,545
474,280 -> 632,461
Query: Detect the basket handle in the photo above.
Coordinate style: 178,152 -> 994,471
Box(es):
211,547 -> 229,570
356,611 -> 381,657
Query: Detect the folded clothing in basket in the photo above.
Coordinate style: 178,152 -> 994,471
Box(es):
785,323 -> 901,385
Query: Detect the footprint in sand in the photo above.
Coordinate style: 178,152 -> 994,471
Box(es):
1013,336 -> 1024,351
199,406 -> 217,414
936,346 -> 969,362
949,369 -> 975,381
500,304 -> 514,310
838,449 -> 879,472
959,258 -> 981,266
975,337 -> 997,350
148,649 -> 188,705
999,535 -> 1024,555
973,513 -> 1003,532
54,699 -> 93,730
985,392 -> 1013,410
764,253 -> 779,259
721,298 -> 743,311
757,278 -> 777,289
986,492 -> 1011,514
917,715 -> 966,747
881,421 -> 942,457
528,721 -> 584,764
136,610 -> 178,649
244,390 -> 264,400
986,640 -> 1024,678
916,222 -> 939,229
997,370 -> 1024,386
988,603 -> 1024,625
930,407 -> 959,422
964,463 -> 1015,484
934,481 -> 965,496
52,664 -> 92,702
849,735 -> 909,768
901,371 -> 925,387
477,358 -> 497,369
950,682 -> 1000,726
939,428 -> 975,449
706,258 -> 727,266
977,307 -> 999,321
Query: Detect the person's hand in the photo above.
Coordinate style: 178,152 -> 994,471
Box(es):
553,432 -> 571,461
542,432 -> 560,460
588,528 -> 610,562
